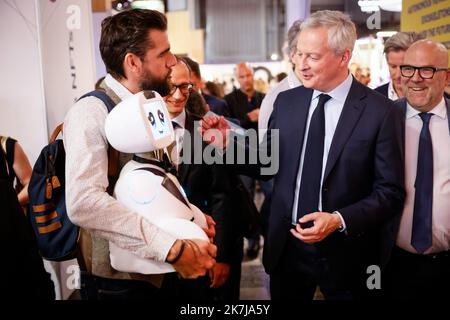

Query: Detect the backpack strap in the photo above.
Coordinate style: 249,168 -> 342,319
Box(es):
78,89 -> 120,195
49,124 -> 64,144
79,90 -> 116,113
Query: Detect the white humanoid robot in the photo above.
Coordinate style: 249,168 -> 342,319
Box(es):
105,90 -> 208,274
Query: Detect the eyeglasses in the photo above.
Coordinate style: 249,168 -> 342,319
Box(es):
400,65 -> 448,79
169,83 -> 193,95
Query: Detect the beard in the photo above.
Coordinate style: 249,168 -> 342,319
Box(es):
140,68 -> 171,97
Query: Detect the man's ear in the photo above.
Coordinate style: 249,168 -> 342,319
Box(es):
123,52 -> 142,77
341,49 -> 352,66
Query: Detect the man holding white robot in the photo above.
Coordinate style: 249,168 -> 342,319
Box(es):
63,9 -> 216,300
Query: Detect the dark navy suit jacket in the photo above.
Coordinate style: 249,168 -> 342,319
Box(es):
235,78 -> 405,287
374,82 -> 389,98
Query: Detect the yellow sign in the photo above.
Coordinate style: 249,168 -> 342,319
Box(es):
401,0 -> 450,66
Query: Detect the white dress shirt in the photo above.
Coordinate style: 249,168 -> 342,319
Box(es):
396,98 -> 450,253
63,74 -> 176,263
388,81 -> 399,101
291,73 -> 353,226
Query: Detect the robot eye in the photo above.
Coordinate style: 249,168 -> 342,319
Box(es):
148,112 -> 156,127
157,109 -> 165,124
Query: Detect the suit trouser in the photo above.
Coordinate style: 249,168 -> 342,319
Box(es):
384,246 -> 450,300
212,236 -> 244,301
269,231 -> 354,301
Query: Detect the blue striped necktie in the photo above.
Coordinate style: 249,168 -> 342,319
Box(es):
411,112 -> 433,254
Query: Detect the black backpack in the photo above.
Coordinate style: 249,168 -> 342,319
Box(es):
27,90 -> 118,261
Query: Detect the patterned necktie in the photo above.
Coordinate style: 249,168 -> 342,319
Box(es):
167,121 -> 181,165
296,94 -> 332,227
411,112 -> 434,253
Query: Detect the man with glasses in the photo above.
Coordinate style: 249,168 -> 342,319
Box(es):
163,57 -> 234,301
201,11 -> 405,300
385,39 -> 450,299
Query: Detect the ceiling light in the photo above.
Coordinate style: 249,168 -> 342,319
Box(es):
376,31 -> 397,38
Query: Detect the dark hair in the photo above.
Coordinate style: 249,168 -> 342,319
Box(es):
100,9 -> 167,79
276,72 -> 287,82
205,81 -> 222,98
180,56 -> 201,79
186,90 -> 207,117
175,55 -> 192,75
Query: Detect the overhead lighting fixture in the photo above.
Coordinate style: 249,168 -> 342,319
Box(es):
358,1 -> 380,12
358,0 -> 402,13
131,0 -> 165,12
378,0 -> 402,12
376,31 -> 397,38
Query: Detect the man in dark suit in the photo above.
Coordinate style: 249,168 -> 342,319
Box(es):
385,40 -> 450,300
224,63 -> 265,131
375,32 -> 423,100
164,57 -> 241,300
201,10 -> 404,300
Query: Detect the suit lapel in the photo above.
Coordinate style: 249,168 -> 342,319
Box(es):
284,87 -> 313,181
323,79 -> 367,182
398,98 -> 407,151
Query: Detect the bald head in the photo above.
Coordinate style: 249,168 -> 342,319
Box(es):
235,62 -> 255,95
406,39 -> 448,68
402,39 -> 450,112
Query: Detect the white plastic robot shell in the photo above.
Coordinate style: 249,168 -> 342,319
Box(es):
104,90 -> 175,154
109,160 -> 208,274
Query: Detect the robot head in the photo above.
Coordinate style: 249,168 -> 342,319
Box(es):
105,91 -> 174,153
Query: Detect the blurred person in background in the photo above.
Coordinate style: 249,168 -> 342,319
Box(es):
0,135 -> 32,208
375,32 -> 424,100
224,62 -> 266,259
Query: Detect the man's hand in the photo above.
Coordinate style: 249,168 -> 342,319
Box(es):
208,262 -> 230,288
247,108 -> 260,122
199,114 -> 231,149
203,214 -> 216,243
290,212 -> 342,244
169,239 -> 217,279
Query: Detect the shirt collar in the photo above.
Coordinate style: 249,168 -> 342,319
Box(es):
104,74 -> 134,101
171,109 -> 186,129
312,72 -> 353,103
406,97 -> 446,120
388,81 -> 399,101
288,69 -> 302,89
